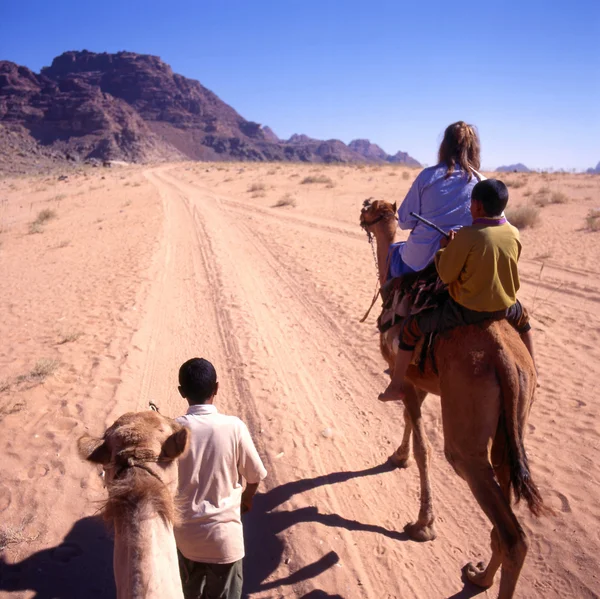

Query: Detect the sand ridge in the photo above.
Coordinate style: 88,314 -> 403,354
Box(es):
0,163 -> 599,598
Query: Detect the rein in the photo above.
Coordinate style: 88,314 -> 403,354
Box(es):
109,454 -> 169,486
359,203 -> 397,323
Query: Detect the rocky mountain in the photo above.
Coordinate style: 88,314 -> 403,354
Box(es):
496,163 -> 531,173
586,161 -> 600,174
0,50 -> 420,170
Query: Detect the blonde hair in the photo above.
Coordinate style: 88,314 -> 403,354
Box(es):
438,121 -> 481,180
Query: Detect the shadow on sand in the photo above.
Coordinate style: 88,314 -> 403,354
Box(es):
243,460 -> 407,598
0,515 -> 115,599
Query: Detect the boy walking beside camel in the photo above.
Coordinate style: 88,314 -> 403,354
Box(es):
174,357 -> 267,599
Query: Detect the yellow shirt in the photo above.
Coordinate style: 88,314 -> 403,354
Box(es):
434,220 -> 522,312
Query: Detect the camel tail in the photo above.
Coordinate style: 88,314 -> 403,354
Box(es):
495,350 -> 545,517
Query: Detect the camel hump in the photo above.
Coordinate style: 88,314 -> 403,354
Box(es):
492,330 -> 544,516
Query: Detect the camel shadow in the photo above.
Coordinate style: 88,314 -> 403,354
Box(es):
0,515 -> 115,599
243,460 -> 405,598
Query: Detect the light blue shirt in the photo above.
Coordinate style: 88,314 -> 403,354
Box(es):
397,164 -> 477,271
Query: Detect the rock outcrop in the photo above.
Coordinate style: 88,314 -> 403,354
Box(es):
0,50 -> 420,170
496,163 -> 531,173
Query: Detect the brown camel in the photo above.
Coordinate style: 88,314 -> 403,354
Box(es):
360,199 -> 544,599
78,411 -> 189,599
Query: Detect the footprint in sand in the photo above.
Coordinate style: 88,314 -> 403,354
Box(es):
51,417 -> 79,432
0,486 -> 12,512
554,490 -> 572,513
27,463 -> 50,478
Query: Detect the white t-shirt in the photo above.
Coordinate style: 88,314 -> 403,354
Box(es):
174,404 -> 267,564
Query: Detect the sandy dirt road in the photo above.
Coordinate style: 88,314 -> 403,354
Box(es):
1,163 -> 599,598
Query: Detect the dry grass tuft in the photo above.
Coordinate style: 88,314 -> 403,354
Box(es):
533,187 -> 569,207
273,194 -> 297,208
57,329 -> 83,345
506,206 -> 541,229
402,171 -> 410,180
16,358 -> 60,384
301,175 -> 334,185
28,222 -> 44,235
0,379 -> 10,393
586,209 -> 600,232
247,182 -> 266,193
0,517 -> 38,551
503,177 -> 526,189
550,191 -> 569,204
34,208 -> 57,225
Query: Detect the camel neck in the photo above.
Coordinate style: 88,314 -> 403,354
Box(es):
113,503 -> 183,599
373,223 -> 398,286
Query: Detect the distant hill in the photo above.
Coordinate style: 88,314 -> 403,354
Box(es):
347,139 -> 420,166
496,163 -> 531,173
0,50 -> 420,171
586,161 -> 600,174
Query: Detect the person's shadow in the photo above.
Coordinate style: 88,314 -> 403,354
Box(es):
0,515 -> 115,599
243,460 -> 408,598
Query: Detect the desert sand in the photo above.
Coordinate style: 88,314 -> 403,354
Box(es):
0,162 -> 599,598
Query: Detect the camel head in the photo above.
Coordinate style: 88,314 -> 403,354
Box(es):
359,198 -> 398,238
78,411 -> 189,489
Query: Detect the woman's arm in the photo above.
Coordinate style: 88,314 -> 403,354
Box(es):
397,177 -> 421,230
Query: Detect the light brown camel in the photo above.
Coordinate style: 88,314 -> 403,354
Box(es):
78,411 -> 189,599
360,199 -> 544,599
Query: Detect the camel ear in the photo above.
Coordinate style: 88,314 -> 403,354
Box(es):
78,434 -> 111,464
161,427 -> 189,460
392,202 -> 397,213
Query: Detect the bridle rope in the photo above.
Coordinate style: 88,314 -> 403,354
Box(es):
359,198 -> 397,322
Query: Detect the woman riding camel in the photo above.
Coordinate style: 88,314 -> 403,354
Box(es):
388,121 -> 481,278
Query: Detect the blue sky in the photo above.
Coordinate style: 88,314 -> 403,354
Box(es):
2,0 -> 599,170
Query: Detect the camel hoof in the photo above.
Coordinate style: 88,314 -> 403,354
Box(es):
404,521 -> 436,542
388,453 -> 411,469
463,561 -> 494,589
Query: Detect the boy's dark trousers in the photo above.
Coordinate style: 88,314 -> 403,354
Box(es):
178,551 -> 243,599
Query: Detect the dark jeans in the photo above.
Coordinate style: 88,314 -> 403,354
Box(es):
178,551 -> 243,599
399,298 -> 531,350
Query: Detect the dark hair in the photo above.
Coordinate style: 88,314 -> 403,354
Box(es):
178,358 -> 217,404
472,179 -> 509,217
438,121 -> 481,180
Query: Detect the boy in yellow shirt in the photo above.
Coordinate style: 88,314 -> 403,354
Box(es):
379,179 -> 536,401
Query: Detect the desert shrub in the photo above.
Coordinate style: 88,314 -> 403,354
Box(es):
16,358 -> 60,384
506,206 -> 540,229
57,329 -> 83,344
532,186 -> 551,207
550,191 -> 568,204
402,171 -> 410,180
503,177 -> 526,189
247,182 -> 266,193
586,209 -> 600,232
28,222 -> 44,235
34,208 -> 56,225
300,175 -> 333,185
273,194 -> 297,208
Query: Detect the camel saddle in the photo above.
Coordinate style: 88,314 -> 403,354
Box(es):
377,264 -> 448,335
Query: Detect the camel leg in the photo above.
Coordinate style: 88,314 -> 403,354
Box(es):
464,433 -> 513,589
402,388 -> 436,541
389,406 -> 412,468
459,461 -> 528,599
443,385 -> 528,599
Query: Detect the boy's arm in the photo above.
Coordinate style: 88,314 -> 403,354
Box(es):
241,483 -> 259,514
435,229 -> 474,284
237,422 -> 267,513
